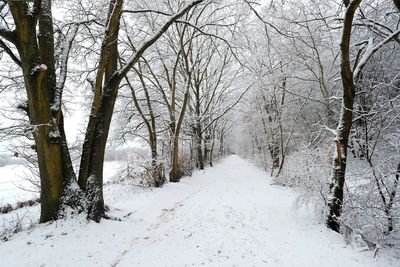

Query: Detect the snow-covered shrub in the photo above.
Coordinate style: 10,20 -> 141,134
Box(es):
0,208 -> 38,242
341,155 -> 400,246
273,146 -> 333,217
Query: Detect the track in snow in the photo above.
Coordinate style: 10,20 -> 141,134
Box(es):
0,155 -> 396,267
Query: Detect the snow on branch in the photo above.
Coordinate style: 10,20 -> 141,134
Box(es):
202,81 -> 253,133
174,20 -> 248,71
115,0 -> 205,83
52,24 -> 79,112
244,0 -> 293,38
353,28 -> 400,81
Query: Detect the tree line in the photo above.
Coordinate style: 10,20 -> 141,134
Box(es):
239,0 -> 400,244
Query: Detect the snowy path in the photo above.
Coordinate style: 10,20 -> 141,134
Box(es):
0,155 -> 397,266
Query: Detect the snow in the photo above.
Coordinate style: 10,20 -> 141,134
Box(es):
0,161 -> 122,207
48,130 -> 61,139
52,24 -> 79,112
0,164 -> 38,206
39,64 -> 48,71
353,28 -> 400,81
0,155 -> 398,266
30,64 -> 48,75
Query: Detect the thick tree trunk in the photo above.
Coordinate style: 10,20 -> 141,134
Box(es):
38,1 -> 79,202
168,101 -> 181,182
8,1 -> 77,222
78,0 -> 121,191
84,0 -> 122,221
86,75 -> 120,221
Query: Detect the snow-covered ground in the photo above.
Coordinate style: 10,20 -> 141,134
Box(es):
0,164 -> 38,205
0,155 -> 398,266
0,161 -> 123,206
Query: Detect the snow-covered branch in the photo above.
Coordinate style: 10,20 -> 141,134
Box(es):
116,0 -> 206,82
52,24 -> 79,112
353,28 -> 400,81
0,39 -> 20,66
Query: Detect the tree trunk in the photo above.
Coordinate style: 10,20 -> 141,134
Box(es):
170,135 -> 183,182
326,0 -> 362,232
86,74 -> 120,221
195,125 -> 204,170
170,23 -> 193,182
8,1 -> 77,222
82,0 -> 203,216
129,62 -> 165,187
38,0 -> 80,203
78,0 -> 121,191
209,133 -> 215,167
84,0 -> 122,221
150,134 -> 165,187
203,131 -> 211,168
170,87 -> 190,183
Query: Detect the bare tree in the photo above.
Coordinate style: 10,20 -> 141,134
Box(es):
326,0 -> 400,232
0,0 -> 204,222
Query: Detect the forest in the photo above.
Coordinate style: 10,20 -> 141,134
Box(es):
0,0 -> 399,266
